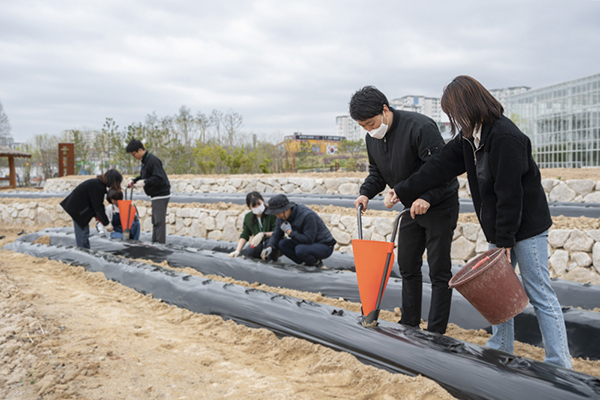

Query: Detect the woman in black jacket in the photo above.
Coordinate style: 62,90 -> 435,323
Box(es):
392,76 -> 571,368
60,169 -> 123,249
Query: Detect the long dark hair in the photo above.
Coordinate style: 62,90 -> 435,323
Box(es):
97,169 -> 123,191
441,75 -> 504,138
246,191 -> 264,224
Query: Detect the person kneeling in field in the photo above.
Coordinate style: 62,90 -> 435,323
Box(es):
229,191 -> 279,261
260,194 -> 336,267
101,189 -> 141,241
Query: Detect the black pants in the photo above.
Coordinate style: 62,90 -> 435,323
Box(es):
242,241 -> 280,261
398,201 -> 458,334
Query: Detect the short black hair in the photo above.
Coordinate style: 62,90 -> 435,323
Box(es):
126,139 -> 144,153
107,188 -> 123,203
349,86 -> 389,121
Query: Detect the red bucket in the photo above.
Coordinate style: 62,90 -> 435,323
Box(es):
449,248 -> 529,325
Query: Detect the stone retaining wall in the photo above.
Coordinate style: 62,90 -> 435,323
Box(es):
2,200 -> 599,284
44,176 -> 600,202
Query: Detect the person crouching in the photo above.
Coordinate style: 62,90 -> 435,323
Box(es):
260,194 -> 336,267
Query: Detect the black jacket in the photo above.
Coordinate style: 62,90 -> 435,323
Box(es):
394,115 -> 551,248
134,152 -> 170,198
267,204 -> 336,249
359,108 -> 458,209
61,178 -> 110,228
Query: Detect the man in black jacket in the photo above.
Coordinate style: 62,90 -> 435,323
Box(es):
350,86 -> 459,334
260,194 -> 336,267
126,139 -> 171,244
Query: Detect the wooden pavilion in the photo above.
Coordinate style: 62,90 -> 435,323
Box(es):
0,145 -> 31,189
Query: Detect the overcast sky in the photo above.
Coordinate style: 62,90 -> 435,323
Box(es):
1,0 -> 599,143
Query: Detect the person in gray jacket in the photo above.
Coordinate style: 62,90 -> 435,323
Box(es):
260,194 -> 336,267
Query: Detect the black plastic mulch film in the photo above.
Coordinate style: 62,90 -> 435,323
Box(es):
14,229 -> 600,361
3,239 -> 600,400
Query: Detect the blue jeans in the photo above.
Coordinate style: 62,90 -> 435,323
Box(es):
278,239 -> 333,266
111,220 -> 141,240
73,221 -> 90,249
487,231 -> 572,368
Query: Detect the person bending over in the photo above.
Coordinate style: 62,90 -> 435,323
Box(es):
60,169 -> 123,249
392,75 -> 571,368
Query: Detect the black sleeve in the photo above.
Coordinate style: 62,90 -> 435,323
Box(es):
144,157 -> 166,187
489,135 -> 528,248
394,136 -> 466,203
359,139 -> 387,199
413,123 -> 455,206
267,219 -> 284,249
91,184 -> 109,226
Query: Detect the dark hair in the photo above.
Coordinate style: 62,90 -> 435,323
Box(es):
106,188 -> 123,203
246,191 -> 264,223
97,169 -> 123,191
126,139 -> 145,153
349,86 -> 389,121
441,75 -> 504,138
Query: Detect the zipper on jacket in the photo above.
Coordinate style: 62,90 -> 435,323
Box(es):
466,138 -> 483,165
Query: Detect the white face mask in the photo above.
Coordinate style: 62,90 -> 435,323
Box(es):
367,113 -> 388,139
252,204 -> 265,215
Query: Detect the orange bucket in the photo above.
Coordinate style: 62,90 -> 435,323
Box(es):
353,207 -> 409,326
117,200 -> 135,231
449,248 -> 529,325
352,239 -> 395,317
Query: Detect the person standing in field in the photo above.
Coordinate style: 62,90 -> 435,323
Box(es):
126,139 -> 171,244
350,86 -> 459,335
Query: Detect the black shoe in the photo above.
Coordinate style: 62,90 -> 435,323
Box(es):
313,260 -> 324,268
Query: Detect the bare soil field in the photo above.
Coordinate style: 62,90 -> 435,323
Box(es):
2,217 -> 600,400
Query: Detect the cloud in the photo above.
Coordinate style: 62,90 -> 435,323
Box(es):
0,0 -> 599,141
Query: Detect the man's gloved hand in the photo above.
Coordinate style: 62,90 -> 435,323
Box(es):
280,221 -> 292,234
228,250 -> 240,258
96,222 -> 108,237
261,247 -> 273,260
134,180 -> 145,188
250,232 -> 264,248
127,179 -> 135,189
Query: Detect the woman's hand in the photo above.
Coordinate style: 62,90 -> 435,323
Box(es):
505,247 -> 512,263
250,232 -> 265,247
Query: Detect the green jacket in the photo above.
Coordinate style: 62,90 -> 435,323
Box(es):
240,211 -> 277,241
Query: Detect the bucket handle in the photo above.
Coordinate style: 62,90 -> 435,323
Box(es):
356,203 -> 410,243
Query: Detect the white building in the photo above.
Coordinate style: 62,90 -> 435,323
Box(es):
489,86 -> 530,110
335,115 -> 366,141
390,95 -> 442,123
506,73 -> 600,168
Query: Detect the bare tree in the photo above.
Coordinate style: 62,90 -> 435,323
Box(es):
210,110 -> 223,145
174,105 -> 196,145
196,111 -> 210,144
0,100 -> 13,147
31,134 -> 59,178
223,110 -> 243,148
